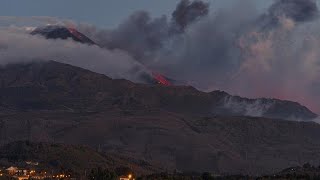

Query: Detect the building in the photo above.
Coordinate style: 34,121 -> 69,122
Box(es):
14,175 -> 29,180
25,161 -> 39,166
119,176 -> 129,180
119,174 -> 134,180
6,166 -> 18,175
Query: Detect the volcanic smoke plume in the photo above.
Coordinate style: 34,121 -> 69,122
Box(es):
1,0 -> 320,114
269,0 -> 318,22
171,0 -> 209,32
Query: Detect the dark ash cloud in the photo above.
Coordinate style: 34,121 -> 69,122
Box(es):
269,0 -> 318,22
78,0 -> 209,64
171,0 -> 209,32
257,0 -> 319,30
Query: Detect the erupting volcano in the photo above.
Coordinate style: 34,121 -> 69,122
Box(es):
31,25 -> 174,86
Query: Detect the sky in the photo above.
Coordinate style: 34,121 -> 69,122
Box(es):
1,0 -> 272,27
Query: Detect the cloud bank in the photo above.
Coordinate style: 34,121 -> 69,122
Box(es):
0,28 -> 148,83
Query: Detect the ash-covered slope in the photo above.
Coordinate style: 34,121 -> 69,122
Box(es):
0,61 -> 316,121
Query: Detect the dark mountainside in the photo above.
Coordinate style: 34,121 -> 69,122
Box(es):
0,61 -> 319,175
0,61 -> 316,120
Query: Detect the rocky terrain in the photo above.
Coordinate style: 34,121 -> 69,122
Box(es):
0,61 -> 319,175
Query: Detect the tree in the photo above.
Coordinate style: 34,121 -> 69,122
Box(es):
303,163 -> 312,169
201,172 -> 214,180
115,166 -> 133,176
87,168 -> 117,180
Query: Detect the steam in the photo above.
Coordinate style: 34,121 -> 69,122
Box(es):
222,96 -> 275,117
313,117 -> 320,124
1,0 -> 320,115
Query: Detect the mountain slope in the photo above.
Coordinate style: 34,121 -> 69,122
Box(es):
0,61 -> 316,120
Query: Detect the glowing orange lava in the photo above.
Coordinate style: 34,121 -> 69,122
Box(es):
152,72 -> 172,86
68,28 -> 83,40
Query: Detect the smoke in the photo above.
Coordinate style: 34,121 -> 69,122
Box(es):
171,0 -> 209,32
1,0 -> 320,114
233,16 -> 320,114
222,96 -> 275,117
257,0 -> 319,29
86,11 -> 170,62
78,0 -> 209,64
313,117 -> 320,124
268,0 -> 318,22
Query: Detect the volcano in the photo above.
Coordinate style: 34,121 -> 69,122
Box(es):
31,25 -> 96,45
31,25 -> 174,86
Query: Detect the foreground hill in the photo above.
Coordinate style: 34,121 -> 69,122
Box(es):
0,141 -> 111,172
0,61 -> 316,120
0,141 -> 160,175
1,110 -> 320,175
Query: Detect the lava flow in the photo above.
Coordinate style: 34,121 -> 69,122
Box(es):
67,27 -> 96,45
152,72 -> 172,86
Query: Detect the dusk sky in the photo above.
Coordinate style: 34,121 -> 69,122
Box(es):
1,0 -> 272,27
0,0 -> 320,177
1,0 -> 320,178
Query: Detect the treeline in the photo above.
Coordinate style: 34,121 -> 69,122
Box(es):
86,169 -> 247,180
87,166 -> 133,180
87,163 -> 320,180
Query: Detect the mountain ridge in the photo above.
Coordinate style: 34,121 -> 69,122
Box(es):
0,61 -> 316,121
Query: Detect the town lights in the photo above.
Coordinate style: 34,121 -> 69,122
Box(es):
128,174 -> 132,179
